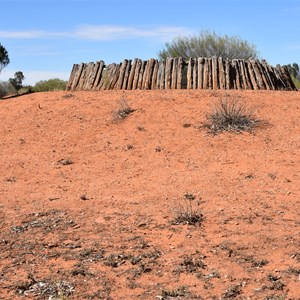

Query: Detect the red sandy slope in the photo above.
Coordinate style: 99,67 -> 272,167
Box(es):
0,90 -> 299,299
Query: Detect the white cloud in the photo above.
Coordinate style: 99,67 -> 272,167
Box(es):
286,45 -> 300,50
1,69 -> 69,86
0,30 -> 67,39
73,25 -> 194,41
0,25 -> 194,42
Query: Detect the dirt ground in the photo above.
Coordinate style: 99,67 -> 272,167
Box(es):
0,89 -> 299,300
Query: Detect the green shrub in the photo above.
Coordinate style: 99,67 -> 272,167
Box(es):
158,30 -> 259,61
33,78 -> 67,92
291,75 -> 300,90
0,81 -> 17,98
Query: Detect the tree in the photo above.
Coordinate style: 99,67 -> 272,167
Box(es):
158,30 -> 259,61
9,71 -> 25,91
286,63 -> 300,80
0,43 -> 10,74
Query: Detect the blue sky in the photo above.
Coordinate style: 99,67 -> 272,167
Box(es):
0,0 -> 299,85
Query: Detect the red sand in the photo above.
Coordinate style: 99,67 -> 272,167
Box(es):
0,90 -> 299,299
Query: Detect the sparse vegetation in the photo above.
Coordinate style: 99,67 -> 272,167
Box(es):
286,62 -> 299,90
15,275 -> 74,299
113,96 -> 135,121
172,194 -> 203,226
222,284 -> 242,299
291,75 -> 300,90
158,30 -> 259,61
0,81 -> 33,99
1,87 -> 299,299
33,78 -> 67,92
161,286 -> 188,298
204,97 -> 259,134
177,253 -> 206,274
0,81 -> 16,98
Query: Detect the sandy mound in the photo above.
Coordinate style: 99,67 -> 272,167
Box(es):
0,90 -> 299,299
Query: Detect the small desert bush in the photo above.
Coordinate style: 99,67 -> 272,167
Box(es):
291,75 -> 300,90
205,97 -> 259,134
33,78 -> 67,92
113,96 -> 135,121
0,82 -> 33,98
171,194 -> 203,226
0,81 -> 17,98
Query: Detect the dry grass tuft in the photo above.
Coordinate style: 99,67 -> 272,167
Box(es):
171,194 -> 203,226
204,97 -> 259,134
113,96 -> 135,122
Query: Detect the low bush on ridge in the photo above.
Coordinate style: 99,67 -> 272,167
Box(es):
33,78 -> 67,92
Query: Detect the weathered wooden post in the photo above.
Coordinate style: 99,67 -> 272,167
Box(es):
208,58 -> 213,89
151,59 -> 159,90
192,58 -> 197,89
77,63 -> 89,90
132,59 -> 142,90
165,57 -> 173,89
116,60 -> 128,89
92,61 -> 105,90
211,57 -> 218,89
110,64 -> 121,89
143,58 -> 155,89
246,60 -> 258,90
218,57 -> 225,90
170,58 -> 177,89
203,58 -> 209,89
187,58 -> 193,89
122,59 -> 132,89
176,57 -> 183,89
66,64 -> 77,90
250,59 -> 265,89
261,60 -> 275,90
197,57 -> 204,89
137,61 -> 147,89
127,59 -> 137,90
85,63 -> 99,90
158,59 -> 166,89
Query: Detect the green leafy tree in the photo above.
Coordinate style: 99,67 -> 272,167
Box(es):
9,71 -> 25,91
0,43 -> 10,74
158,30 -> 259,61
286,63 -> 300,90
286,63 -> 299,80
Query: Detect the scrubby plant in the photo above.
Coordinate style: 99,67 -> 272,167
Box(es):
0,81 -> 17,98
291,75 -> 300,90
33,78 -> 67,92
285,62 -> 299,90
158,30 -> 259,61
204,97 -> 259,134
113,95 -> 135,121
172,194 -> 203,226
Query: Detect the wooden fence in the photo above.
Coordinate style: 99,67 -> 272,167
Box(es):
66,57 -> 297,91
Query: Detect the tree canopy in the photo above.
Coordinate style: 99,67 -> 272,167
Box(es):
9,71 -> 25,91
158,30 -> 259,61
0,43 -> 10,74
286,63 -> 300,80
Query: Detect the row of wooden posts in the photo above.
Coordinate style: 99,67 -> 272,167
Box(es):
66,57 -> 297,91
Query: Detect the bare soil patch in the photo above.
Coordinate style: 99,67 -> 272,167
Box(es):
0,90 -> 299,299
